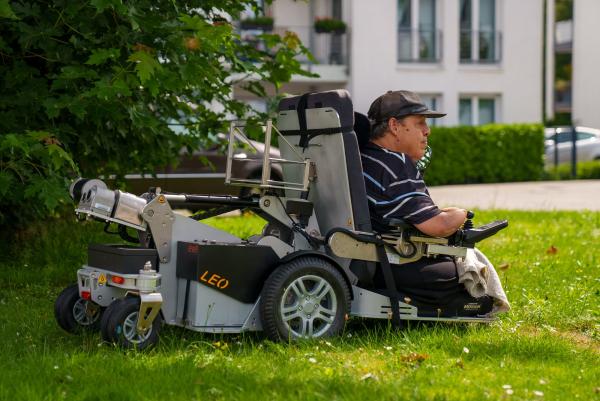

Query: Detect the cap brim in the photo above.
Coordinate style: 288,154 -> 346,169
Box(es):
415,110 -> 446,118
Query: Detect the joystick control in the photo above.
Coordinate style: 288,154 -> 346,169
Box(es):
463,210 -> 474,230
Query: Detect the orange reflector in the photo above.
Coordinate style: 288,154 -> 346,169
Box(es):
81,291 -> 91,300
111,275 -> 125,285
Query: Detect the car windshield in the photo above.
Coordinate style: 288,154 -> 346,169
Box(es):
545,130 -> 598,144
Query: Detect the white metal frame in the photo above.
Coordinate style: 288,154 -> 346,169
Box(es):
225,120 -> 313,192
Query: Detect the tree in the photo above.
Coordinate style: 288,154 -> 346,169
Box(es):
0,0 -> 312,226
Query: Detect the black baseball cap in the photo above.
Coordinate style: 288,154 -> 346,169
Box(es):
367,90 -> 446,122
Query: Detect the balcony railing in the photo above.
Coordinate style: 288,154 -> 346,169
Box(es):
397,28 -> 442,63
555,19 -> 573,53
460,30 -> 502,63
234,19 -> 349,83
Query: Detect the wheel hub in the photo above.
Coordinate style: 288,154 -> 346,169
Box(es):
300,297 -> 317,314
72,298 -> 100,326
123,312 -> 153,344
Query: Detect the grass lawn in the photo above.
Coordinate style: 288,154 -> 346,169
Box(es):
0,210 -> 598,400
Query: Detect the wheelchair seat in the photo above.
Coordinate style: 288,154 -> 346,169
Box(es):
275,90 -> 494,317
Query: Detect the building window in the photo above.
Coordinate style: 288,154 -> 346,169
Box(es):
419,94 -> 441,126
459,96 -> 498,125
398,0 -> 441,62
460,0 -> 501,63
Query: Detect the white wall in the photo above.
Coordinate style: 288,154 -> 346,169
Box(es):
349,0 -> 544,126
572,0 -> 600,129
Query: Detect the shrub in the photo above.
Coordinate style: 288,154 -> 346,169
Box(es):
314,18 -> 347,34
543,160 -> 600,180
425,124 -> 545,185
240,16 -> 274,30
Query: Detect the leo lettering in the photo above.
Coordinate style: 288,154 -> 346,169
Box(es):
199,270 -> 230,290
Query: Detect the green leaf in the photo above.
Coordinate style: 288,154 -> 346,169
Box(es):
46,144 -> 77,171
26,130 -> 53,141
42,98 -> 65,119
88,76 -> 132,100
0,171 -> 14,198
90,0 -> 125,13
56,66 -> 99,81
0,133 -> 30,155
24,176 -> 68,211
67,101 -> 87,120
85,48 -> 121,65
112,78 -> 132,96
0,0 -> 18,19
179,14 -> 208,31
128,51 -> 161,84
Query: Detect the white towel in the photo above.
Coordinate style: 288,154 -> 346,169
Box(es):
456,248 -> 510,315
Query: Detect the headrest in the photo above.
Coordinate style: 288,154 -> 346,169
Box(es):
278,89 -> 354,128
353,112 -> 371,148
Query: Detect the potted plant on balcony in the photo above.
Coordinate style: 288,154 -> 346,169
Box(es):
314,17 -> 346,34
212,16 -> 230,27
240,16 -> 274,31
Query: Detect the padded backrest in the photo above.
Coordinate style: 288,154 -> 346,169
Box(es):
353,112 -> 371,148
276,90 -> 371,234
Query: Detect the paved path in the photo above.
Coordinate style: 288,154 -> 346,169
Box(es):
428,180 -> 600,211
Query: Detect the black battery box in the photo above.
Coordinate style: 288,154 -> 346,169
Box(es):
87,244 -> 159,274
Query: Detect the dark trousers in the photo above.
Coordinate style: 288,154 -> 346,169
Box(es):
373,255 -> 466,305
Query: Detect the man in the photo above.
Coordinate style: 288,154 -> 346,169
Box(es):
362,90 -> 467,236
361,90 -> 491,312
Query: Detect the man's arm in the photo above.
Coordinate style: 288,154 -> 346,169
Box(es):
414,207 -> 467,238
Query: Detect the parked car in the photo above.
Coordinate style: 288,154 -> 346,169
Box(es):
544,126 -> 600,167
123,133 -> 282,197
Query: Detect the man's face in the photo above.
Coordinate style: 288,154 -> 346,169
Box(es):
389,115 -> 430,161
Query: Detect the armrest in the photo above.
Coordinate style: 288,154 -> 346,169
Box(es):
384,218 -> 414,230
450,220 -> 509,248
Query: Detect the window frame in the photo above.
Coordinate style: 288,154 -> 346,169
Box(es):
397,0 -> 441,63
459,0 -> 501,64
458,95 -> 500,125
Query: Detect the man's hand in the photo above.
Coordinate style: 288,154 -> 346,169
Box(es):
414,207 -> 467,238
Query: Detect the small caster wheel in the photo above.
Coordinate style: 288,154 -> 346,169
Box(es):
101,297 -> 161,350
260,257 -> 350,341
54,284 -> 103,333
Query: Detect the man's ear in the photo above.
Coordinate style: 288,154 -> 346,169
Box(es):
388,117 -> 399,133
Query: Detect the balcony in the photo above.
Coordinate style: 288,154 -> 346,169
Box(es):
397,29 -> 443,63
460,30 -> 502,64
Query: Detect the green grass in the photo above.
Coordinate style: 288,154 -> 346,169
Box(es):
0,211 -> 598,400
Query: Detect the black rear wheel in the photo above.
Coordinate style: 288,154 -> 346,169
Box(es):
260,257 -> 350,341
101,297 -> 161,350
100,298 -> 126,343
54,284 -> 102,333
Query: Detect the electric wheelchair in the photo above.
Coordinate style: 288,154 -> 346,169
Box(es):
54,90 -> 507,348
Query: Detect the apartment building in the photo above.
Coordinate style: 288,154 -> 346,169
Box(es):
572,0 -> 600,129
236,0 -> 546,127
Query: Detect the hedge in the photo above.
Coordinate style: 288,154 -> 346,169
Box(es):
425,124 -> 545,185
543,160 -> 600,180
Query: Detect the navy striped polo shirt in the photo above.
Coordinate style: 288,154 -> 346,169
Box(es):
361,142 -> 441,228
